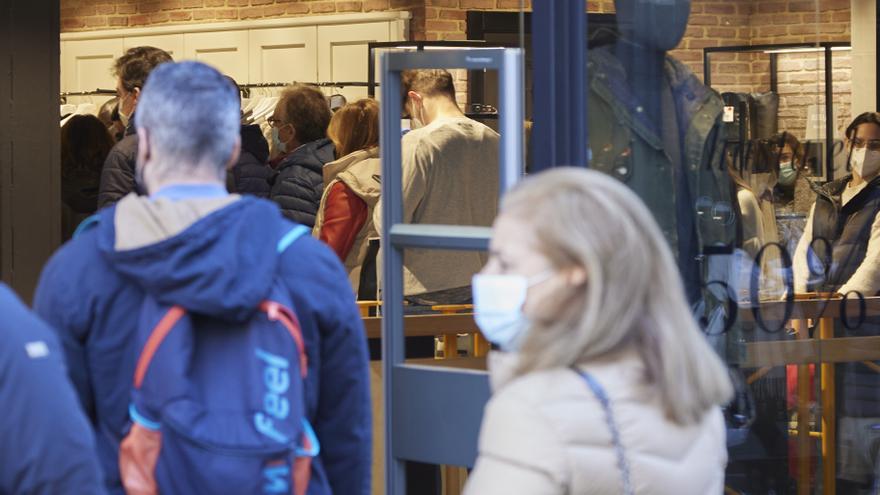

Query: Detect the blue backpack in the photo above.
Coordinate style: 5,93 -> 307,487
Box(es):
118,225 -> 318,495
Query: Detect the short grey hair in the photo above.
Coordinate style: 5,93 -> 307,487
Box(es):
135,61 -> 239,180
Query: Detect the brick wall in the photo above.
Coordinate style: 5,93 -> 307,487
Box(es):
61,0 -> 854,139
61,1 -> 428,39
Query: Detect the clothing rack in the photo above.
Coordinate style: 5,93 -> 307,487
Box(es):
60,89 -> 116,104
237,81 -> 372,98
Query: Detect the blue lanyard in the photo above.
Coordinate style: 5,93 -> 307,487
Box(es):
575,369 -> 634,495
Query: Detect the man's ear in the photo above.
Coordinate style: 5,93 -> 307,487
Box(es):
565,265 -> 588,287
407,91 -> 422,106
226,137 -> 241,171
136,127 -> 150,167
132,87 -> 141,106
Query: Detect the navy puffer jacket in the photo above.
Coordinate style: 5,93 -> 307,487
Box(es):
269,138 -> 335,228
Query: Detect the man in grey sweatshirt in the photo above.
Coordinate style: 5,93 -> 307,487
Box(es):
375,69 -> 500,306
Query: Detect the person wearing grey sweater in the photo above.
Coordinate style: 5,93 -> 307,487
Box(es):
375,69 -> 500,306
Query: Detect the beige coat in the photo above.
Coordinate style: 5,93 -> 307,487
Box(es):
313,147 -> 381,292
464,349 -> 728,495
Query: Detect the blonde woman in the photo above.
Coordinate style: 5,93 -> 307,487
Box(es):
313,99 -> 381,292
465,168 -> 733,495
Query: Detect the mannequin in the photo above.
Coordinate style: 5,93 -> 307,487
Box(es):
613,0 -> 691,130
587,0 -> 735,310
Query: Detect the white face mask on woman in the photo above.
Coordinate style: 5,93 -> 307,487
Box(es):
851,147 -> 880,180
471,271 -> 553,352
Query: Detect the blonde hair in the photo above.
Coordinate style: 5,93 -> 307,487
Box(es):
504,168 -> 733,425
327,99 -> 380,159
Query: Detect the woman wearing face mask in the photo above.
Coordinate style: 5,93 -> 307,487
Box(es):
792,113 -> 880,492
793,112 -> 880,297
464,168 -> 733,495
772,132 -> 810,214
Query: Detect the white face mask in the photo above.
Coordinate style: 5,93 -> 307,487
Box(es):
472,271 -> 552,352
118,92 -> 133,128
271,126 -> 288,155
851,147 -> 880,180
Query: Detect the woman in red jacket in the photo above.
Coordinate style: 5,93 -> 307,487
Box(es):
314,99 -> 381,293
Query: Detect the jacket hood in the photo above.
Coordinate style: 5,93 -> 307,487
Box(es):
279,138 -> 335,175
323,147 -> 381,204
95,194 -> 286,321
241,124 -> 270,164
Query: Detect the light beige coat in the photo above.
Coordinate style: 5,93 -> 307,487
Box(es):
464,349 -> 728,495
313,147 -> 381,292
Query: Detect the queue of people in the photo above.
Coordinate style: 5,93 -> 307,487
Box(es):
26,43 -> 880,494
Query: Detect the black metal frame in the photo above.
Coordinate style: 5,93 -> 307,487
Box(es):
366,40 -> 491,99
704,41 -> 850,181
464,11 -> 617,121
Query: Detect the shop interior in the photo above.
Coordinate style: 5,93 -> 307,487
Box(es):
2,1 -> 880,494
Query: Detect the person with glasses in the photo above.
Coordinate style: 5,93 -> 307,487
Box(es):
793,112 -> 880,493
267,84 -> 335,228
97,46 -> 173,209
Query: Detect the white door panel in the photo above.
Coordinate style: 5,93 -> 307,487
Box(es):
183,31 -> 249,84
249,26 -> 318,85
318,22 -> 390,102
61,38 -> 123,93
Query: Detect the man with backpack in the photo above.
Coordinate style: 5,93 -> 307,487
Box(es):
35,61 -> 371,495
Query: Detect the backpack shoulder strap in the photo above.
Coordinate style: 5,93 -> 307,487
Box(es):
73,214 -> 101,239
277,225 -> 310,254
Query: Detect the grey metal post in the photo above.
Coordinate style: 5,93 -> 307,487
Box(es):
380,48 -> 523,495
379,51 -> 407,495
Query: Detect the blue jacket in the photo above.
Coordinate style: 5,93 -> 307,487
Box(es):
34,195 -> 371,495
0,283 -> 104,494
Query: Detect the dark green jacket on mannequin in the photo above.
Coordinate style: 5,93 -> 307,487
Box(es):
587,45 -> 737,337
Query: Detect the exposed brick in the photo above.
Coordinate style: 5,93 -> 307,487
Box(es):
496,0 -> 525,9
364,0 -> 390,10
108,15 -> 129,26
756,2 -> 786,14
310,2 -> 337,13
239,6 -> 265,18
286,3 -> 311,13
129,13 -> 151,25
788,1 -> 817,12
157,0 -> 181,10
117,4 -> 136,14
84,15 -> 108,26
180,0 -> 204,8
226,0 -> 249,6
425,19 -> 458,31
439,9 -> 465,20
149,12 -> 170,23
138,2 -> 160,13
204,0 -> 224,6
336,1 -> 363,11
459,0 -> 494,9
703,3 -> 736,15
262,5 -> 287,16
95,5 -> 115,14
169,10 -> 193,20
688,14 -> 719,26
251,0 -> 274,5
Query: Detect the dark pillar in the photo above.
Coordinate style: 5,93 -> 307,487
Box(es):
531,0 -> 587,171
0,0 -> 62,301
